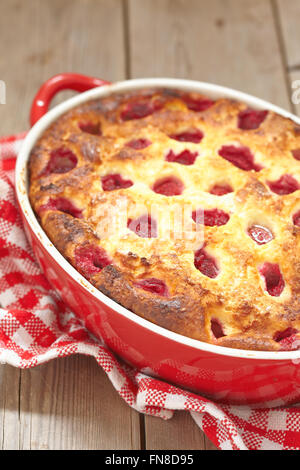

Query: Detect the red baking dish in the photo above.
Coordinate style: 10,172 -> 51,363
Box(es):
16,73 -> 300,406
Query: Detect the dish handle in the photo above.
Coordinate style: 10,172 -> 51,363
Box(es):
30,73 -> 111,126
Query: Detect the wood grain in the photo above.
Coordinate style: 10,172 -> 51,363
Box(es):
128,0 -> 290,108
144,412 -> 207,450
0,0 -> 125,135
276,0 -> 300,69
275,0 -> 300,116
19,356 -> 140,450
0,366 -> 21,450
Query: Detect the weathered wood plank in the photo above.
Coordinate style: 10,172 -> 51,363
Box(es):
276,0 -> 300,116
276,0 -> 300,69
0,0 -> 125,135
144,412 -> 207,450
128,0 -> 290,109
19,356 -> 140,450
0,366 -> 21,450
0,0 -> 141,450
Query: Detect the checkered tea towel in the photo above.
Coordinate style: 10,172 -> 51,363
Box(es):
1,132 -> 300,451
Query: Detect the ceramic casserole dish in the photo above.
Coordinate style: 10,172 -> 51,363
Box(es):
16,74 -> 300,406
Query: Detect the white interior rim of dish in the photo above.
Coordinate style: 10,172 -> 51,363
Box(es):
15,77 -> 300,361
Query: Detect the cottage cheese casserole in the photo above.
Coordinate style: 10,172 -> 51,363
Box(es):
28,88 -> 300,351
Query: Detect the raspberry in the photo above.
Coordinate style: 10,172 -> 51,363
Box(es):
169,129 -> 203,143
126,138 -> 151,149
101,174 -> 133,191
248,225 -> 273,245
259,263 -> 284,296
209,184 -> 233,196
274,328 -> 298,343
218,145 -> 262,171
166,149 -> 198,165
128,215 -> 157,238
42,147 -> 77,175
121,100 -> 162,121
75,244 -> 111,277
292,149 -> 300,161
135,278 -> 168,296
39,198 -> 83,218
192,208 -> 229,227
183,96 -> 214,112
238,109 -> 268,130
152,176 -> 184,196
293,210 -> 300,226
211,319 -> 225,338
78,121 -> 101,135
267,174 -> 299,195
194,248 -> 219,278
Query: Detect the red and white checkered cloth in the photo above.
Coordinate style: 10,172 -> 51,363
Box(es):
1,132 -> 300,451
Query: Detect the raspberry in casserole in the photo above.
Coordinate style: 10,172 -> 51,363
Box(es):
28,88 -> 300,351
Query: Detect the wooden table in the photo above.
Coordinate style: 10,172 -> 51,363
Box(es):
0,0 -> 299,450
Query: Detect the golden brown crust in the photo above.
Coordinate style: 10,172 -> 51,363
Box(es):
28,87 -> 300,351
